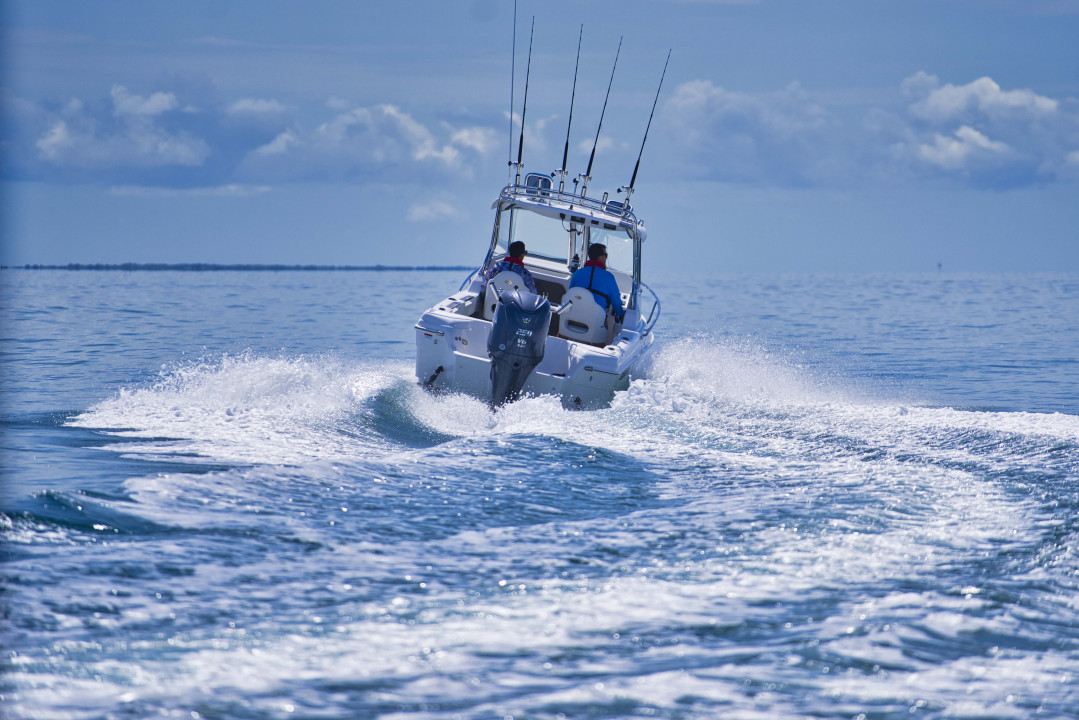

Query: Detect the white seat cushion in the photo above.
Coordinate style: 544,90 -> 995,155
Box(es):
558,288 -> 609,344
483,270 -> 527,320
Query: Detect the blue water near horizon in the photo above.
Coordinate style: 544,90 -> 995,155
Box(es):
2,268 -> 1078,719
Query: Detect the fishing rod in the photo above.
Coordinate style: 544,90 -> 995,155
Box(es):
555,24 -> 583,195
513,16 -> 535,187
578,35 -> 621,199
507,0 -> 517,186
621,48 -> 671,203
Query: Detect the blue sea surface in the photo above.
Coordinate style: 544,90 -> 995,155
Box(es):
2,269 -> 1078,719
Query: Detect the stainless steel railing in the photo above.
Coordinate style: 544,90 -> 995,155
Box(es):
639,281 -> 661,336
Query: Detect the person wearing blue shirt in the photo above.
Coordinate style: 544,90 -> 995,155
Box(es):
481,240 -> 538,294
568,243 -> 624,323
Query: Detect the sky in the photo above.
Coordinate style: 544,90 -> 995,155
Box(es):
2,0 -> 1078,274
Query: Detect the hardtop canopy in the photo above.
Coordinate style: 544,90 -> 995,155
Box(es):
492,186 -> 647,244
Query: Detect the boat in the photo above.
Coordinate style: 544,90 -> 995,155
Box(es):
414,176 -> 660,408
414,22 -> 664,408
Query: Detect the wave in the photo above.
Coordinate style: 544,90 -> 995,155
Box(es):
69,351 -> 403,466
67,342 -> 1079,473
626,337 -> 1079,466
16,340 -> 1079,720
60,343 -> 1079,571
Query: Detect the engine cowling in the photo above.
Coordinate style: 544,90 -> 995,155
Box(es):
487,289 -> 552,406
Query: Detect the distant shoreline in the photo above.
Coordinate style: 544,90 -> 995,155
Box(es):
2,263 -> 475,272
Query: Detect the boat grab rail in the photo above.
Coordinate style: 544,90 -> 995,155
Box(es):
640,281 -> 661,336
499,183 -> 641,229
458,269 -> 479,292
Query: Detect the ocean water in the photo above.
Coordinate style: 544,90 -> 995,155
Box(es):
2,268 -> 1078,720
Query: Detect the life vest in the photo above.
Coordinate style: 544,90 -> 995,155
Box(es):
584,264 -> 611,310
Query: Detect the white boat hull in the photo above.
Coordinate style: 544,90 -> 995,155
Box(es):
415,291 -> 653,409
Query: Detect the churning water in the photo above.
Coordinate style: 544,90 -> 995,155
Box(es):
2,269 -> 1077,719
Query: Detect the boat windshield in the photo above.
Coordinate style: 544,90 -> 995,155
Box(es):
494,207 -> 570,265
492,205 -> 635,275
589,225 -> 634,277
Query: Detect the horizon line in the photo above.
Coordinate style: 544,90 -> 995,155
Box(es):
2,263 -> 476,272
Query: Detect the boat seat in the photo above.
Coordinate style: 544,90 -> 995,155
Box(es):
558,288 -> 609,345
483,270 -> 527,320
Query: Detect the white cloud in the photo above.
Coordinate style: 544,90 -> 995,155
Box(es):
108,184 -> 272,197
658,73 -> 1078,189
1060,150 -> 1079,180
36,121 -> 75,160
662,79 -> 833,183
33,89 -> 210,168
131,130 -> 209,166
240,103 -> 498,181
576,135 -> 615,157
407,199 -> 465,222
111,85 -> 178,117
18,71 -> 1072,193
62,98 -> 85,116
908,74 -> 1058,122
503,110 -> 559,159
917,126 -> 1014,171
450,126 -> 499,155
892,72 -> 1079,184
12,85 -> 504,185
669,80 -> 825,136
254,131 -> 301,156
311,104 -> 445,162
380,104 -> 459,164
227,98 -> 289,115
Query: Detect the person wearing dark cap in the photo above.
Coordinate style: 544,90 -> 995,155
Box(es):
480,240 -> 538,295
568,243 -> 624,323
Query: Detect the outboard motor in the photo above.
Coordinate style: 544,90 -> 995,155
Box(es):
487,289 -> 552,407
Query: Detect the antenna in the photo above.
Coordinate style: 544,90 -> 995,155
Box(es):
513,16 -> 535,186
579,36 -> 621,199
621,48 -> 671,202
507,0 -> 517,185
555,24 -> 583,195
